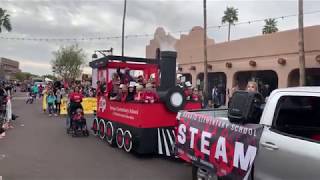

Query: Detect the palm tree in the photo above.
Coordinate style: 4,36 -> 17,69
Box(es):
222,7 -> 238,41
262,18 -> 279,34
0,8 -> 12,33
298,0 -> 306,86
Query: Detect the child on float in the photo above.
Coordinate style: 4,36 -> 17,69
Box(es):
109,80 -> 121,101
119,84 -> 128,102
126,82 -> 136,102
107,73 -> 119,95
143,83 -> 159,103
134,84 -> 144,102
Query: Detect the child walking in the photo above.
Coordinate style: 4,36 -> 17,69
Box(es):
55,89 -> 62,115
47,91 -> 57,116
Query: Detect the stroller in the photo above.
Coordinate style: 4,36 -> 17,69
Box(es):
67,107 -> 89,137
26,92 -> 36,104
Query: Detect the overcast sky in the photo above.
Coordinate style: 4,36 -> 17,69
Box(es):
0,0 -> 319,75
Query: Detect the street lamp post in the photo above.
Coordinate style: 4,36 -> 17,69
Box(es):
203,0 -> 209,106
298,0 -> 306,86
121,0 -> 127,57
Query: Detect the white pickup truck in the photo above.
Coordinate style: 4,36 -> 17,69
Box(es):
177,87 -> 320,180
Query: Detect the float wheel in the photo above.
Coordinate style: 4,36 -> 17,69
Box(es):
105,121 -> 115,145
92,118 -> 99,136
116,128 -> 124,149
123,130 -> 133,152
99,120 -> 106,139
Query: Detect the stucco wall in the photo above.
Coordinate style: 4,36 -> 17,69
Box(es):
146,25 -> 320,91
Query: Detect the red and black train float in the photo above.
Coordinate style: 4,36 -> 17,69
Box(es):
90,51 -> 201,156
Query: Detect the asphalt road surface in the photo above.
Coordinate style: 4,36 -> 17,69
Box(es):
0,92 -> 192,180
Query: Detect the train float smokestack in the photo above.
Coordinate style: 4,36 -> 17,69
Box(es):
158,51 -> 177,91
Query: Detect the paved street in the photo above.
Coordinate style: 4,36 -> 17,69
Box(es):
0,92 -> 191,180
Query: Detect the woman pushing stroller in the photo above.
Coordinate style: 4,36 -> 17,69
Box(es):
68,86 -> 83,114
67,86 -> 88,136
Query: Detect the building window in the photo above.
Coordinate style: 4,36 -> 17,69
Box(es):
197,72 -> 227,106
288,68 -> 320,87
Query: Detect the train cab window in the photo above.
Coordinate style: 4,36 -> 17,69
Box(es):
273,96 -> 320,142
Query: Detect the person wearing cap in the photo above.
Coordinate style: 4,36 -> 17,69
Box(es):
184,81 -> 193,100
126,81 -> 136,102
109,81 -> 121,101
143,83 -> 159,103
134,84 -> 144,102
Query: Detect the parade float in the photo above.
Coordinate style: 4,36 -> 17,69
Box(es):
90,51 -> 201,156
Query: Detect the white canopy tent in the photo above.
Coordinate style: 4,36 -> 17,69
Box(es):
45,78 -> 53,82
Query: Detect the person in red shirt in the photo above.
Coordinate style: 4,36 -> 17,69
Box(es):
134,84 -> 144,102
143,83 -> 159,103
107,73 -> 119,95
68,86 -> 84,116
119,84 -> 128,102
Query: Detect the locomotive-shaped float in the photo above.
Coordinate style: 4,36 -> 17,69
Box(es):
90,51 -> 201,156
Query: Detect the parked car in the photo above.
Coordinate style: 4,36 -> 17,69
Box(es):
177,87 -> 320,180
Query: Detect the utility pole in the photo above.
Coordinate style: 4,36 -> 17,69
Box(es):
121,0 -> 127,57
298,0 -> 306,86
203,0 -> 209,106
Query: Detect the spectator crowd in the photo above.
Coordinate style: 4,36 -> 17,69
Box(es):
0,81 -> 18,139
97,68 -> 201,104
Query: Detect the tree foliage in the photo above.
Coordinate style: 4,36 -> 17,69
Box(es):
51,45 -> 86,82
262,18 -> 279,34
0,8 -> 12,33
15,72 -> 38,81
222,7 -> 238,41
222,7 -> 239,25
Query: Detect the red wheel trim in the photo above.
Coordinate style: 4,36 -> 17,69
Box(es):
116,128 -> 124,148
123,130 -> 133,152
125,136 -> 130,145
92,121 -> 97,130
107,128 -> 112,136
100,124 -> 104,134
117,134 -> 122,143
